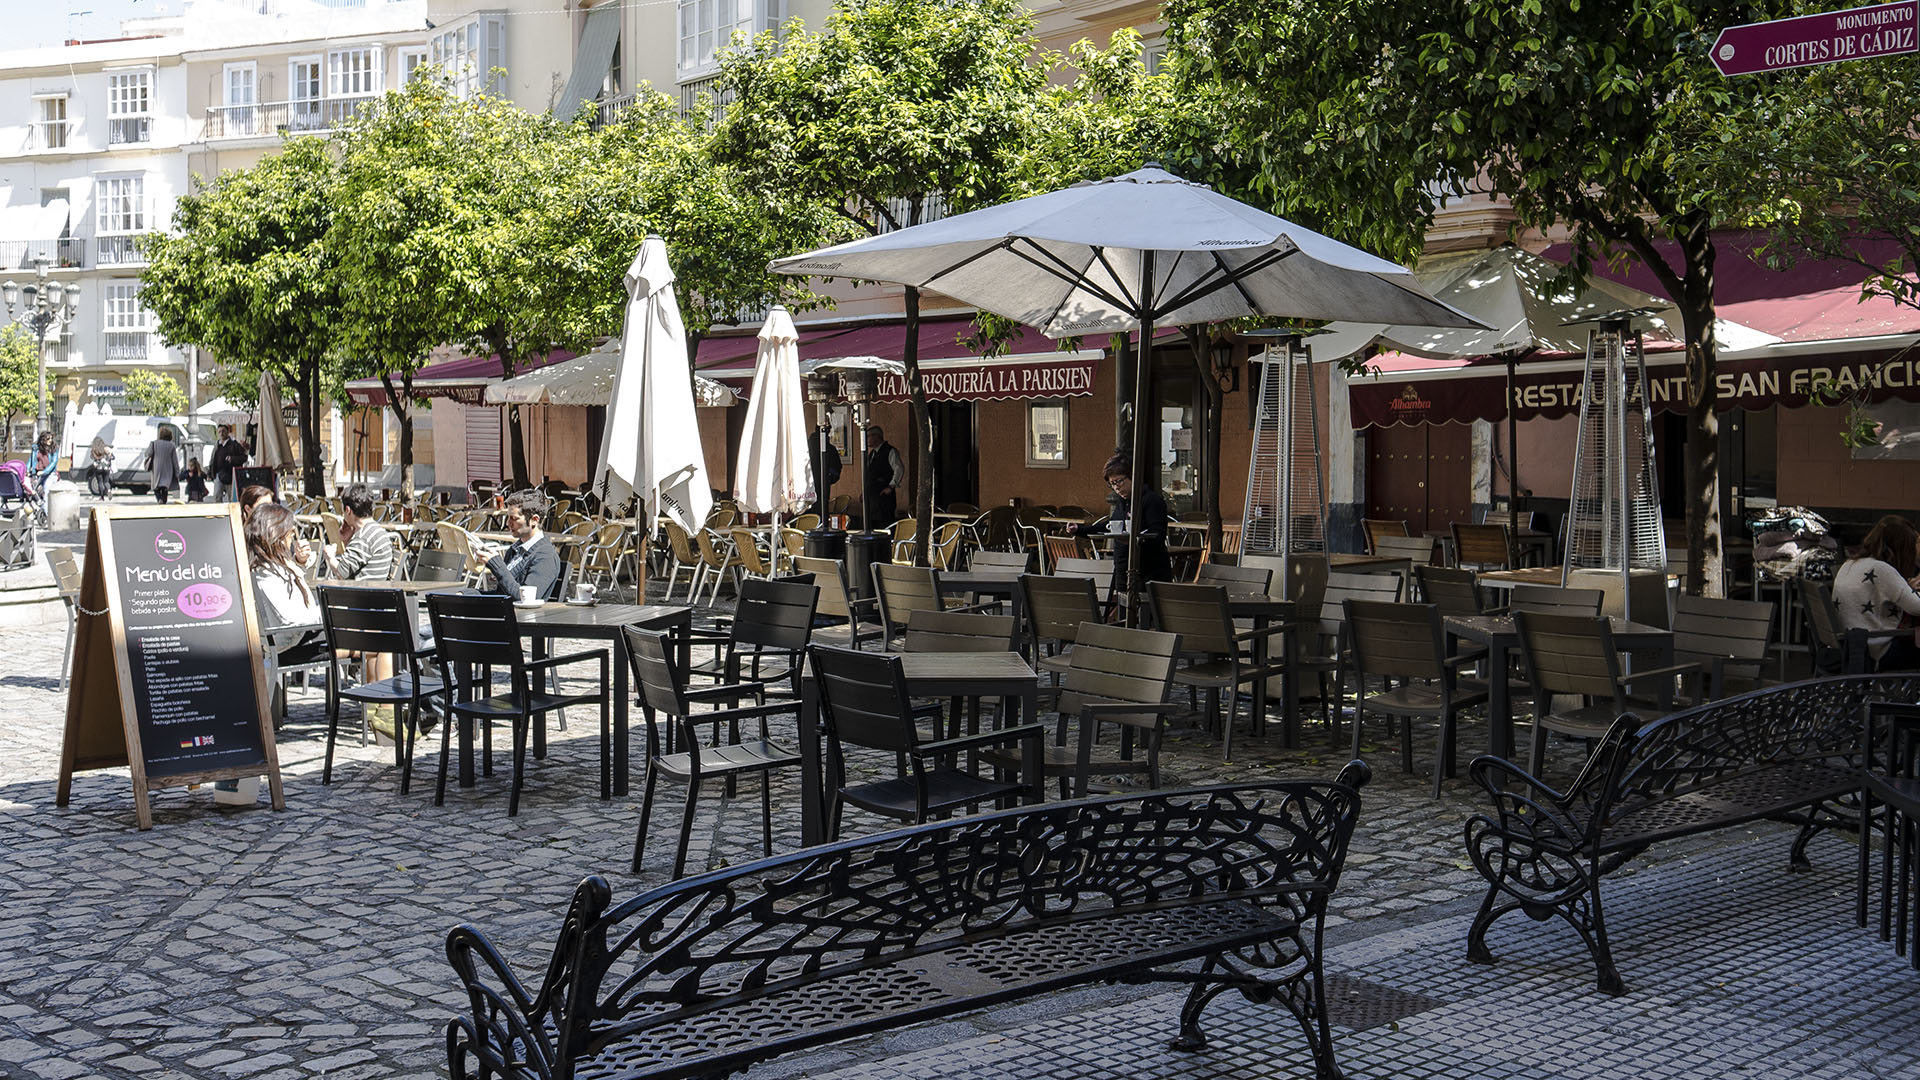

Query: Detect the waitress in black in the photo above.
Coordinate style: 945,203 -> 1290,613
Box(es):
1086,453 -> 1171,586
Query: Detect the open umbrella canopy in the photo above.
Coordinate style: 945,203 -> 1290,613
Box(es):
771,166 -> 1487,337
734,306 -> 812,515
255,373 -> 295,471
1308,246 -> 1780,363
596,236 -> 713,535
486,340 -> 739,407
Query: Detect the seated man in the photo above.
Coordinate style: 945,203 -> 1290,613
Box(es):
333,483 -> 394,581
486,490 -> 564,601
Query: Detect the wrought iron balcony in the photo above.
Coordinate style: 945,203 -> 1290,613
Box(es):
0,239 -> 86,272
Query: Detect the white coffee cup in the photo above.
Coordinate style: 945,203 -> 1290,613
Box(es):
518,585 -> 537,604
573,583 -> 597,604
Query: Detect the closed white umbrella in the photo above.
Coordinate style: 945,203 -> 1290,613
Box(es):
256,372 -> 295,471
596,236 -> 712,536
733,306 -> 812,516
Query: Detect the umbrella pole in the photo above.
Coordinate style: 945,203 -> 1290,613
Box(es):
1126,251 -> 1156,629
1508,354 -> 1519,565
858,403 -> 871,535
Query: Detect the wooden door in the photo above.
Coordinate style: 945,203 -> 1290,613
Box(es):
1365,421 -> 1474,533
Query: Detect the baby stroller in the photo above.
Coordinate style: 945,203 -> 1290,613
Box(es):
0,461 -> 37,569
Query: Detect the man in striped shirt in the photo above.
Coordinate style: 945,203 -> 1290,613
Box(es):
334,484 -> 394,581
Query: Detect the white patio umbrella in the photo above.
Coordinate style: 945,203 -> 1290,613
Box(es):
486,340 -> 740,407
596,236 -> 713,537
734,306 -> 812,516
256,372 -> 296,472
770,165 -> 1487,599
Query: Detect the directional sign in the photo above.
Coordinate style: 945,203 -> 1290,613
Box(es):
1711,0 -> 1918,76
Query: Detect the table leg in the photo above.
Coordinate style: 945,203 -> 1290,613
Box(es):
530,637 -> 549,760
612,631 -> 630,798
456,660 -> 476,787
1020,682 -> 1039,804
1488,639 -> 1513,761
799,676 -> 824,847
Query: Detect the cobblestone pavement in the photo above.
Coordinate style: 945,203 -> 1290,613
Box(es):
1,569 -> 1915,1078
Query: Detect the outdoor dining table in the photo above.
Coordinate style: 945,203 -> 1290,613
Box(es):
1224,592 -> 1302,749
1442,613 -> 1674,761
795,650 -> 1042,846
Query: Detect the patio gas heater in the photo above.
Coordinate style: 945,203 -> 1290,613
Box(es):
1240,331 -> 1327,588
838,365 -> 888,606
1561,310 -> 1667,625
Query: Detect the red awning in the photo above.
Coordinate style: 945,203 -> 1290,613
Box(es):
695,315 -> 1104,402
1347,236 -> 1920,428
344,350 -> 576,407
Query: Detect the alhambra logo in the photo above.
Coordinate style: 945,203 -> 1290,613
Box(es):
1387,385 -> 1432,413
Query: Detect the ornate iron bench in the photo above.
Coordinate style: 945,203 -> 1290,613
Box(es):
446,770 -> 1370,1080
1465,673 -> 1920,995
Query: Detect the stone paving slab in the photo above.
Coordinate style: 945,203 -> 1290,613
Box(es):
0,572 -> 1911,1078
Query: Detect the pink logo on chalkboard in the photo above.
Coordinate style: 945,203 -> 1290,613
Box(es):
177,583 -> 232,620
154,530 -> 187,562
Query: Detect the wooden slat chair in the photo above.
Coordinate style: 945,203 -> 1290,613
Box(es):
1797,577 -> 1897,675
1362,518 -> 1410,555
1344,600 -> 1490,797
873,563 -> 981,650
44,547 -> 81,691
966,549 -> 1033,575
1373,534 -> 1439,596
982,622 -> 1184,798
1053,556 -> 1117,618
1512,610 -> 1702,777
684,578 -> 819,699
1451,522 -> 1512,572
1508,584 -> 1604,617
1671,593 -> 1776,697
1021,572 -> 1104,681
1040,533 -> 1089,574
1296,571 -> 1405,740
809,644 -> 1044,840
318,586 -> 447,794
624,626 -> 803,878
412,548 -> 468,583
795,556 -> 880,651
1195,561 -> 1272,595
1416,565 -> 1488,618
1149,581 -> 1292,760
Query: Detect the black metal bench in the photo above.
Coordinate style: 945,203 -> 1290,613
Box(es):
1464,673 -> 1920,995
445,769 -> 1370,1080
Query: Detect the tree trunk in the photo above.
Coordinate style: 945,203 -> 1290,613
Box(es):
1185,327 -> 1224,553
1676,220 -> 1722,598
298,362 -> 325,497
902,287 -> 935,567
488,330 -> 531,489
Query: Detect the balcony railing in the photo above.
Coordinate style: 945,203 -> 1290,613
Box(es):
203,97 -> 377,140
104,332 -> 152,361
0,238 -> 86,271
96,235 -> 146,267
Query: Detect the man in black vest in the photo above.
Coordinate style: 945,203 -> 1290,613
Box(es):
863,423 -> 905,527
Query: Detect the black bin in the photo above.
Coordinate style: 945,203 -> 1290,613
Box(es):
803,527 -> 846,561
844,531 -> 890,607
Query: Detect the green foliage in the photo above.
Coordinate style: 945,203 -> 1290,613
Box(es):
0,324 -> 43,426
123,368 -> 187,416
1683,56 -> 1919,311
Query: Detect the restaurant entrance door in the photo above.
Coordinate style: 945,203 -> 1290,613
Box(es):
930,401 -> 976,508
1365,420 -> 1473,533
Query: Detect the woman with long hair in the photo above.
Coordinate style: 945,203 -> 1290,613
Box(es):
1833,514 -> 1920,671
248,503 -> 327,664
87,437 -> 114,498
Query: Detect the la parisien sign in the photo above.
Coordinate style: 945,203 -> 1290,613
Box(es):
1711,0 -> 1918,76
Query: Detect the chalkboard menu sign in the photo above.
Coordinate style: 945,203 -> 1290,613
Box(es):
58,505 -> 284,829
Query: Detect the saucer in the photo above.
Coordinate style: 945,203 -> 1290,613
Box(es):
512,599 -> 545,609
565,598 -> 598,607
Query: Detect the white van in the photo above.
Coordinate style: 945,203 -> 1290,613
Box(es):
63,413 -> 215,494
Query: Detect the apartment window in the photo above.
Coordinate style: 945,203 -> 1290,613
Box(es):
1143,39 -> 1170,75
289,57 -> 323,131
222,62 -> 258,136
678,0 -> 770,75
399,46 -> 428,83
104,283 -> 152,361
35,95 -> 69,150
97,175 -> 146,265
107,69 -> 153,145
430,16 -> 505,98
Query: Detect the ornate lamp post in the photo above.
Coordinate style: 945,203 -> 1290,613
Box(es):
2,256 -> 81,442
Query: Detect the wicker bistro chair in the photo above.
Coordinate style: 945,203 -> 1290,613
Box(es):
318,586 -> 447,794
624,626 -> 804,878
683,577 -> 819,699
927,521 -> 967,571
693,527 -> 745,606
961,505 -> 1018,554
1343,600 -> 1490,797
808,644 -> 1045,840
980,622 -> 1184,799
1148,581 -> 1293,760
888,519 -> 919,564
795,556 -> 881,650
657,520 -> 703,603
424,593 -> 610,816
1512,610 -> 1702,777
579,522 -> 635,589
730,527 -> 780,588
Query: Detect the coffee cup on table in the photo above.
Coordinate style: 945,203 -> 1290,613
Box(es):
518,585 -> 537,604
574,583 -> 597,604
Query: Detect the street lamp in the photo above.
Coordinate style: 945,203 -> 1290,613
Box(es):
2,256 -> 81,443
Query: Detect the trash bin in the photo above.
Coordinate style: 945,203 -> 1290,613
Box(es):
803,527 -> 846,561
844,531 -> 890,608
45,480 -> 82,531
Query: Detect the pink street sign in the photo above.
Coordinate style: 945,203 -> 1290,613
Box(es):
1711,0 -> 1918,76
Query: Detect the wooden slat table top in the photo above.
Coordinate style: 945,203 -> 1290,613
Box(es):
512,602 -> 690,631
1445,613 -> 1671,646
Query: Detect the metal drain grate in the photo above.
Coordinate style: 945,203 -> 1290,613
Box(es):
1324,973 -> 1445,1031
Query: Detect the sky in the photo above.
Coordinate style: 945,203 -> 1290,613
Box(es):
18,0 -> 173,50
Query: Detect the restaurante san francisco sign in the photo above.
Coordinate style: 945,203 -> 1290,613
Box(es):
1710,0 -> 1918,76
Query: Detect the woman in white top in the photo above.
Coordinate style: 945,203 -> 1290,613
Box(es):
248,503 -> 328,664
1830,514 -> 1920,671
